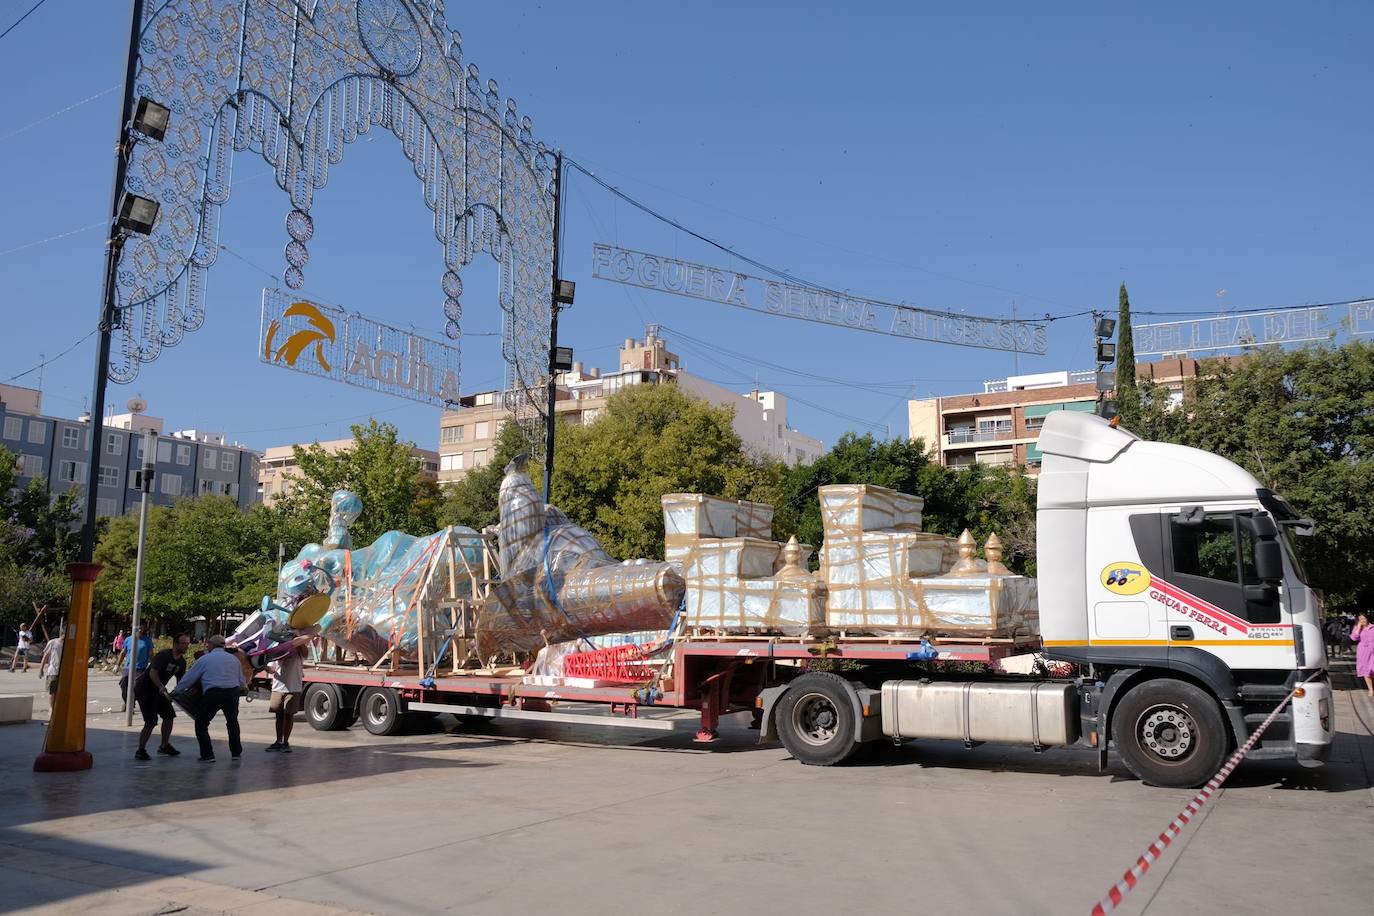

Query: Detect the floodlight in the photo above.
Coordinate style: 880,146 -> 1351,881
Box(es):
1096,341 -> 1117,363
132,97 -> 171,141
116,193 -> 160,235
554,279 -> 576,305
1094,317 -> 1116,338
553,346 -> 574,371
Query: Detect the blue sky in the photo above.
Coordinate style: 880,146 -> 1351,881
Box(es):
1,1 -> 1370,454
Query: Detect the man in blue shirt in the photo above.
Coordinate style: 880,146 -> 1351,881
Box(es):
177,635 -> 247,761
118,631 -> 154,711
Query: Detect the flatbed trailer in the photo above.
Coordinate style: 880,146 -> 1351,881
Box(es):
284,634 -> 1042,744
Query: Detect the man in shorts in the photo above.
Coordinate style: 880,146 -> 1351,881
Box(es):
9,625 -> 33,672
134,633 -> 191,761
266,634 -> 314,753
38,630 -> 63,707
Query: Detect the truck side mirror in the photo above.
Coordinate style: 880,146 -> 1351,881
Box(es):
1254,539 -> 1283,582
1175,505 -> 1205,527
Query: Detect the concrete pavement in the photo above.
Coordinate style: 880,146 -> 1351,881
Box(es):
2,670 -> 1372,915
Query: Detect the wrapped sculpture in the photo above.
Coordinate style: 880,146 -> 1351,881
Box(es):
254,489 -> 484,665
476,456 -> 685,658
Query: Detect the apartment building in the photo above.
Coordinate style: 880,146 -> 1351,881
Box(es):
0,384 -> 260,517
907,358 -> 1209,474
437,331 -> 825,483
258,438 -> 440,505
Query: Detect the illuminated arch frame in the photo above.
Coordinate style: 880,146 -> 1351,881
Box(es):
114,0 -> 554,434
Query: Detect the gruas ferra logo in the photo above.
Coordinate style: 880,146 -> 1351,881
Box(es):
1101,562 -> 1151,595
264,301 -> 336,372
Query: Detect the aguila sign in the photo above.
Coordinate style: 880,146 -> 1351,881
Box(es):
259,289 -> 460,407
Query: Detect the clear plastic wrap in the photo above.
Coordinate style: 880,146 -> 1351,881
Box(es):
818,483 -> 1038,638
476,459 -> 684,658
662,493 -> 774,566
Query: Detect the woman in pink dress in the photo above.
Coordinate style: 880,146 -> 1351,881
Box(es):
1351,613 -> 1374,697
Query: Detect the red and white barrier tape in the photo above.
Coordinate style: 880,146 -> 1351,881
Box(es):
1088,672 -> 1322,916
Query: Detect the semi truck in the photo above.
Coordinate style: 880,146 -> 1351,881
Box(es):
290,411 -> 1333,788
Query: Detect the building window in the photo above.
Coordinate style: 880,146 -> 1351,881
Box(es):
160,474 -> 183,496
175,443 -> 190,465
2,417 -> 21,440
441,425 -> 465,444
98,465 -> 120,488
220,451 -> 235,472
105,432 -> 121,454
129,469 -> 142,490
474,421 -> 490,440
220,481 -> 239,498
440,453 -> 466,472
95,498 -> 118,517
61,426 -> 80,449
473,449 -> 488,467
58,460 -> 85,483
200,479 -> 214,495
1024,416 -> 1046,431
20,454 -> 42,478
28,422 -> 47,445
202,447 -> 217,469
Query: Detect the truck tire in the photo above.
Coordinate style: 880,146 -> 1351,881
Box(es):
1112,679 -> 1230,788
776,672 -> 859,766
304,683 -> 355,731
360,686 -> 405,737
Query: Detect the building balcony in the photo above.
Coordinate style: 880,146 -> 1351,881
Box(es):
943,429 -> 1017,448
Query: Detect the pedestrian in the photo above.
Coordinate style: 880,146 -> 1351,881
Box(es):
9,624 -> 33,672
113,629 -> 125,658
37,628 -> 63,708
266,633 -> 314,754
133,633 -> 192,761
117,629 -> 154,711
1325,616 -> 1346,659
1350,613 -> 1374,698
176,634 -> 246,762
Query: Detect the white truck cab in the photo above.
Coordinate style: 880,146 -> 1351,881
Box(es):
1036,411 -> 1333,784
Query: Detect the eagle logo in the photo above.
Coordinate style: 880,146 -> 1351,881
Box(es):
264,301 -> 336,372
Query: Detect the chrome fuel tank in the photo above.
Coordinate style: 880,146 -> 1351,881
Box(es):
881,680 -> 1079,747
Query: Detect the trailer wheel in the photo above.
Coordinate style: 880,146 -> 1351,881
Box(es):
360,686 -> 405,737
776,672 -> 859,766
1112,679 -> 1230,788
304,683 -> 355,731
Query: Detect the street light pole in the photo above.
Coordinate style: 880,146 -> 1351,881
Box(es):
123,428 -> 156,727
543,150 -> 565,499
36,0 -> 145,773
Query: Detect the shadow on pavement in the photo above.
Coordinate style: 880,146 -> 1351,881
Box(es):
2,719 -> 499,836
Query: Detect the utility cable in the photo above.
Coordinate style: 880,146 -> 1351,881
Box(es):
0,84 -> 118,144
0,0 -> 49,42
4,329 -> 97,383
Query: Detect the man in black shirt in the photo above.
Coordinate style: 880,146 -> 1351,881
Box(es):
134,633 -> 192,761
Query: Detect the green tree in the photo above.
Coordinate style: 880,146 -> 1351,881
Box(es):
547,384 -> 785,559
776,434 -> 1038,574
439,419 -> 531,532
276,419 -> 442,545
1116,282 -> 1139,427
0,447 -> 80,627
1132,342 -> 1374,606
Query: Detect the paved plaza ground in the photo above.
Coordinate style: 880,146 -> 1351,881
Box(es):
1,667 -> 1372,915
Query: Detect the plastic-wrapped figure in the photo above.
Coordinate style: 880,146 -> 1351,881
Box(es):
476,456 -> 684,658
260,490 -> 483,665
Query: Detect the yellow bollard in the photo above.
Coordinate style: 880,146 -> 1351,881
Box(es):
34,562 -> 101,772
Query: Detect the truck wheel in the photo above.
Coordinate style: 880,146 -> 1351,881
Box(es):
360,686 -> 405,737
304,683 -> 354,731
776,672 -> 859,766
1112,679 -> 1230,788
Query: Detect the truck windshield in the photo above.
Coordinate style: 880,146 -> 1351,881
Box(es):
1279,528 -> 1309,585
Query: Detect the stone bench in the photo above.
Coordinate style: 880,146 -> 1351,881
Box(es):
0,694 -> 34,725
